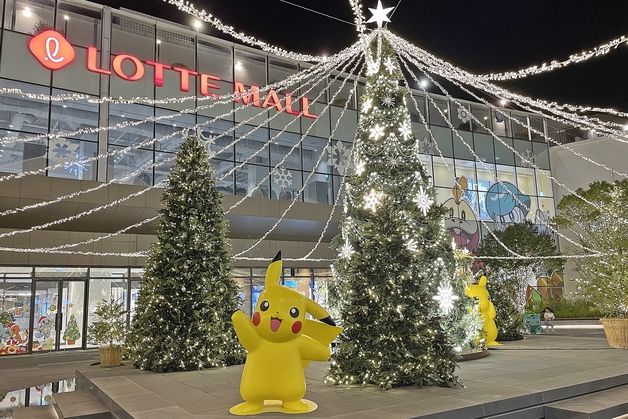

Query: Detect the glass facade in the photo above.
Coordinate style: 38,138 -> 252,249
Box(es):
0,265 -> 332,356
0,0 -> 559,356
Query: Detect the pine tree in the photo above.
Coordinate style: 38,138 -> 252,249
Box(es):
128,134 -> 243,372
327,37 -> 458,389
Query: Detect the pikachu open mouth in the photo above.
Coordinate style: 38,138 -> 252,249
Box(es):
270,316 -> 282,332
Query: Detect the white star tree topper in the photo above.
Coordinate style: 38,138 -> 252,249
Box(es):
367,1 -> 394,28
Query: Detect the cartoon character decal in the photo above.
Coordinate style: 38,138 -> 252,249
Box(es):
485,182 -> 531,230
536,271 -> 564,302
443,177 -> 480,252
230,251 -> 342,415
34,315 -> 55,351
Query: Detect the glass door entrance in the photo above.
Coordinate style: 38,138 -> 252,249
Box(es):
32,280 -> 85,352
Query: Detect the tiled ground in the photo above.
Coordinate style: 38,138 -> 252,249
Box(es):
76,334 -> 628,419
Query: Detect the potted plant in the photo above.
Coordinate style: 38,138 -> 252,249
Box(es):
63,314 -> 81,345
556,180 -> 628,349
88,298 -> 128,367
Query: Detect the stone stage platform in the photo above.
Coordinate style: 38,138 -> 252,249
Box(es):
72,334 -> 628,419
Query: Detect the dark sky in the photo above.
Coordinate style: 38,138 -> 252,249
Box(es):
95,0 -> 628,109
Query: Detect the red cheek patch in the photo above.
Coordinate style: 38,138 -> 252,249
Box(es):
252,312 -> 260,326
291,321 -> 302,334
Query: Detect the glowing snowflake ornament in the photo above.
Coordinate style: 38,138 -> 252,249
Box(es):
369,125 -> 385,140
363,189 -> 383,213
383,56 -> 396,74
382,94 -> 395,107
413,185 -> 433,216
339,238 -> 355,260
355,160 -> 366,176
366,60 -> 380,76
433,280 -> 459,315
362,98 -> 373,113
398,120 -> 412,140
367,0 -> 394,28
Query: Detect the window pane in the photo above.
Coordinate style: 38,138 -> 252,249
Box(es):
0,80 -> 49,134
48,138 -> 97,180
529,116 -> 545,142
304,172 -> 332,204
235,164 -> 269,198
511,113 -> 529,140
408,93 -> 426,123
536,170 -> 553,197
452,130 -> 474,160
492,109 -> 511,137
428,98 -> 449,127
433,157 -> 454,187
474,133 -> 494,164
236,125 -> 269,165
452,103 -> 471,131
0,274 -> 31,355
432,126 -> 453,158
272,167 -> 301,201
154,151 -> 175,186
516,167 -> 536,196
302,136 -> 330,173
329,79 -> 355,109
5,0 -> 55,34
155,29 -> 196,111
0,131 -> 47,174
212,159 -> 235,195
234,50 -> 266,86
514,138 -> 534,167
56,1 -> 102,47
154,109 -> 195,153
455,159 -> 476,191
50,90 -> 99,141
331,107 -> 357,142
108,145 -> 153,185
198,40 -> 232,81
471,104 -> 490,133
269,59 -> 297,85
199,117 -> 234,161
532,141 -> 550,170
494,137 -> 515,166
496,164 -> 516,185
270,130 -> 301,170
108,104 -> 153,148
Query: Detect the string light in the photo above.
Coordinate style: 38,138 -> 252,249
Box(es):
478,35 -> 627,81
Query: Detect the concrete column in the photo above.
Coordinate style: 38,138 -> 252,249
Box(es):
97,7 -> 112,182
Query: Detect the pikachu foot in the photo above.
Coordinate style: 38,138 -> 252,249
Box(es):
486,341 -> 503,347
229,399 -> 318,415
229,401 -> 264,415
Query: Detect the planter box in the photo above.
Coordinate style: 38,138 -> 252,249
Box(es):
99,346 -> 123,367
600,318 -> 628,349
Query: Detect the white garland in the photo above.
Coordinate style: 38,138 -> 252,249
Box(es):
165,0 -> 326,62
478,35 -> 627,81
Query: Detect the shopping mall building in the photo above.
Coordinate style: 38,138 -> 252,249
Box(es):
0,0 -> 565,355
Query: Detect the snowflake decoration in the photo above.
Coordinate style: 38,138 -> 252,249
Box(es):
361,98 -> 373,114
413,185 -> 433,216
404,235 -> 418,252
457,106 -> 472,124
522,148 -> 535,167
381,94 -> 395,108
369,125 -> 385,141
273,167 -> 293,190
398,120 -> 412,140
432,280 -> 459,315
50,138 -> 79,162
363,189 -> 383,213
383,56 -> 397,74
389,156 -> 400,169
355,160 -> 366,176
366,60 -> 380,76
64,154 -> 90,177
326,141 -> 351,175
339,238 -> 355,259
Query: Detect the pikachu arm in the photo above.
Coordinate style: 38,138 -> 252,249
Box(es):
489,302 -> 497,320
298,335 -> 331,362
231,311 -> 260,351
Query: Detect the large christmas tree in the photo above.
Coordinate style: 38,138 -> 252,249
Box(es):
327,37 -> 458,388
128,134 -> 243,372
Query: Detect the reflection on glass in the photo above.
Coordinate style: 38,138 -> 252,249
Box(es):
34,281 -> 58,352
60,281 -> 84,349
0,275 -> 31,355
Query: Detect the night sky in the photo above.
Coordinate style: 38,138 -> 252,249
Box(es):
95,0 -> 628,110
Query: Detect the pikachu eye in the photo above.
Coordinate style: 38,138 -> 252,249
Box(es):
260,301 -> 270,311
289,307 -> 299,318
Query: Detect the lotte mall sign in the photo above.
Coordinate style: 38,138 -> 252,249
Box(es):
28,30 -> 318,118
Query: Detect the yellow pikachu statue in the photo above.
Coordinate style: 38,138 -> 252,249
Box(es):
230,252 -> 342,415
465,275 -> 501,347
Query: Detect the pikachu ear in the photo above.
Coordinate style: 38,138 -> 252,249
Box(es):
479,275 -> 488,287
264,251 -> 282,288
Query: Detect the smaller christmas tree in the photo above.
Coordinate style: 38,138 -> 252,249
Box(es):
128,134 -> 243,372
63,314 -> 80,344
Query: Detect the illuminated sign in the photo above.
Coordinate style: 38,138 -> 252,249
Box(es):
29,31 -> 317,118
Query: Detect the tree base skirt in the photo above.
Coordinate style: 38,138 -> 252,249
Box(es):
458,349 -> 489,361
99,346 -> 123,367
601,318 -> 628,349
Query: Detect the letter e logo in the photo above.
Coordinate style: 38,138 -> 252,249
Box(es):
29,30 -> 75,71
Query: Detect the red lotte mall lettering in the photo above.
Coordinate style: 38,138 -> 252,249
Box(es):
29,30 -> 317,119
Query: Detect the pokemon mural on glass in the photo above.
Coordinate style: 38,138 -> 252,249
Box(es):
230,252 -> 342,415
